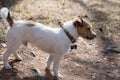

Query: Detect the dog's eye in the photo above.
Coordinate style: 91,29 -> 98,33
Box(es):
87,27 -> 90,30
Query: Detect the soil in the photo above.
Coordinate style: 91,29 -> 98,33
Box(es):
0,0 -> 120,80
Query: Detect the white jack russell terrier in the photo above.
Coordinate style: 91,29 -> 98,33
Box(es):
0,7 -> 96,78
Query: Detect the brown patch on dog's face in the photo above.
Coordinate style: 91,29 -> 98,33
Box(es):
73,16 -> 96,39
26,21 -> 35,27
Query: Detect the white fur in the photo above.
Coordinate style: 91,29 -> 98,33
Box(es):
1,7 -> 80,77
4,20 -> 78,77
0,7 -> 9,19
2,7 -> 97,78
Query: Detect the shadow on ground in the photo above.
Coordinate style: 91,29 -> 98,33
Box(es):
0,60 -> 58,80
71,0 -> 108,22
0,0 -> 21,8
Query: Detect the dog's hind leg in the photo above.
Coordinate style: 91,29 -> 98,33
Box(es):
3,41 -> 21,69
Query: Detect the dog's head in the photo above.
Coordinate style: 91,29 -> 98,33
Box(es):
73,16 -> 96,40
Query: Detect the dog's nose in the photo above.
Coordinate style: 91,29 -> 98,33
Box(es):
94,34 -> 96,37
92,31 -> 96,38
93,34 -> 97,38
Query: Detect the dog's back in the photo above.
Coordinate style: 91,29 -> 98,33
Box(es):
9,20 -> 62,53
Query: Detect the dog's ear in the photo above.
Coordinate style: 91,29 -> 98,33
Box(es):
73,18 -> 83,28
58,21 -> 63,27
80,18 -> 83,26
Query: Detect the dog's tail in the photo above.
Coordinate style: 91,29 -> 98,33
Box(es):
0,7 -> 13,27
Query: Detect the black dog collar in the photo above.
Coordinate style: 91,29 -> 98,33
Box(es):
61,25 -> 76,43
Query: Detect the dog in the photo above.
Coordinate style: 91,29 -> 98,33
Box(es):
0,7 -> 96,78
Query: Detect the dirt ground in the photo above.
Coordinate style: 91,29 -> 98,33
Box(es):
0,0 -> 120,80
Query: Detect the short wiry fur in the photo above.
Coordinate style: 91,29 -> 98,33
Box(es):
0,7 -> 96,78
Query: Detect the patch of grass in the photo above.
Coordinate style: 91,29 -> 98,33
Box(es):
10,0 -> 86,27
0,27 -> 5,44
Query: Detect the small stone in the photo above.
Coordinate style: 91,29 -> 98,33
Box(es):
118,33 -> 120,36
1,43 -> 7,48
92,75 -> 96,78
107,73 -> 114,77
92,73 -> 96,78
29,49 -> 36,57
75,63 -> 80,66
32,67 -> 41,75
0,61 -> 3,65
0,52 -> 3,55
92,61 -> 97,66
103,57 -> 108,61
113,69 -> 120,77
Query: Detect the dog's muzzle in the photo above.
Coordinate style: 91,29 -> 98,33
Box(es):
87,33 -> 96,40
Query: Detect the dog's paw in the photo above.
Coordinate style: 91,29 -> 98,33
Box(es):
55,72 -> 64,78
15,56 -> 23,61
46,66 -> 53,71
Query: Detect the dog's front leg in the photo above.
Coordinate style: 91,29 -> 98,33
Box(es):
53,54 -> 63,78
46,54 -> 54,70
